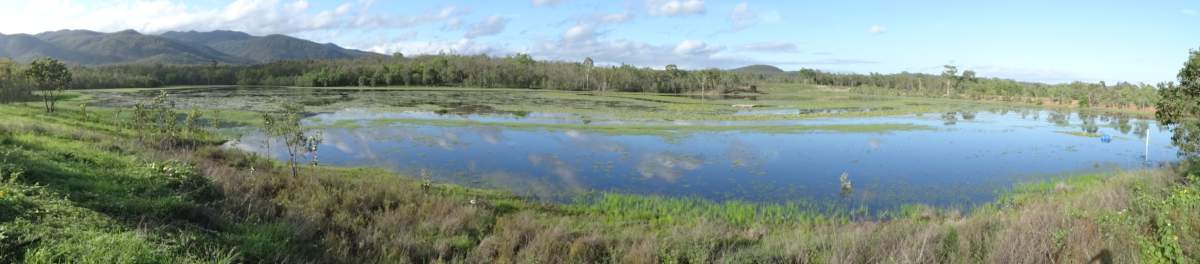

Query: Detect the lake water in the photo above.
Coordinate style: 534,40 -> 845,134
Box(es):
223,105 -> 1178,212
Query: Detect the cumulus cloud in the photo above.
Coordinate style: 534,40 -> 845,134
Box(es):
647,0 -> 705,16
0,0 -> 467,36
532,35 -> 773,69
534,23 -> 817,69
868,25 -> 887,34
368,38 -> 494,56
740,42 -> 800,53
729,2 -> 757,31
532,0 -> 564,7
563,24 -> 601,43
673,40 -> 723,57
465,16 -> 509,38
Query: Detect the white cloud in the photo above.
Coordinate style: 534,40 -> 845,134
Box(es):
673,40 -> 723,57
334,3 -> 353,15
442,18 -> 463,31
0,0 -> 468,36
532,0 -> 564,7
563,24 -> 600,43
647,0 -> 705,16
533,34 -> 768,69
368,38 -> 494,56
1183,9 -> 1198,16
740,42 -> 799,53
636,152 -> 703,182
465,16 -> 509,38
600,12 -> 633,23
729,2 -> 757,31
868,25 -> 887,34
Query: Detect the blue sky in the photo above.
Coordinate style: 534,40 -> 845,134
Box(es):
0,0 -> 1196,84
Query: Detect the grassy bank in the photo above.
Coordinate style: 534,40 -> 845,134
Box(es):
0,99 -> 1196,263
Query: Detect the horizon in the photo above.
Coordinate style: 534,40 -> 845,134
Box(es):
0,0 -> 1196,84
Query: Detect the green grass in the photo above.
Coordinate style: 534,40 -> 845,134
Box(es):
76,85 -> 1046,123
0,93 -> 1195,263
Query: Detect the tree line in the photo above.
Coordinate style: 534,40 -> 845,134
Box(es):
32,54 -> 758,94
0,54 -> 1166,111
789,65 -> 1161,110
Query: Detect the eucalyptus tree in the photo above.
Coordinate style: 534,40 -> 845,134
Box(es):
264,100 -> 308,178
941,65 -> 958,95
583,57 -> 594,90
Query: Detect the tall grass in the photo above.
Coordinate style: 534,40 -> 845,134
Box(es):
0,97 -> 1196,263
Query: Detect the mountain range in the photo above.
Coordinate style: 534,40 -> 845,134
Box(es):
0,29 -> 378,65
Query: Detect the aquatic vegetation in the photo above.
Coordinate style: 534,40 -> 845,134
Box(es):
840,172 -> 853,197
0,87 -> 1189,263
1057,131 -> 1102,138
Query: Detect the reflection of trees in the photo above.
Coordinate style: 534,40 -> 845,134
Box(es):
1047,111 -> 1069,126
1134,121 -> 1151,139
960,111 -> 976,120
941,112 -> 958,126
1019,109 -> 1040,120
1079,112 -> 1099,133
637,152 -> 704,182
1113,116 -> 1132,135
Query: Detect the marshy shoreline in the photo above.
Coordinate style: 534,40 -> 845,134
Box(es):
0,88 -> 1196,263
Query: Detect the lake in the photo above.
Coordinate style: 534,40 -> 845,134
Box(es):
91,87 -> 1179,212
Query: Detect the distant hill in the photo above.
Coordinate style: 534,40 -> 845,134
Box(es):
730,64 -> 786,74
0,29 -> 379,65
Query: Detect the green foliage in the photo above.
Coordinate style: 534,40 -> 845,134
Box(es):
0,90 -> 1192,263
52,54 -> 759,94
796,65 -> 1159,110
23,58 -> 71,112
0,58 -> 33,103
1157,48 -> 1200,159
262,100 -> 308,177
1134,173 -> 1200,263
0,116 -> 237,263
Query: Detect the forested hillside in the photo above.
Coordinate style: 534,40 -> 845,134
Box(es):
0,29 -> 376,65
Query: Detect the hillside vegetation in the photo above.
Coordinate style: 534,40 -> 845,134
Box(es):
0,30 -> 376,65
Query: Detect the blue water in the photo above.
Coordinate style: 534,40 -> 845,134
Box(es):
227,108 -> 1177,212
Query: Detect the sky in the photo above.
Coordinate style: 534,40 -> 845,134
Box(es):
0,0 -> 1197,84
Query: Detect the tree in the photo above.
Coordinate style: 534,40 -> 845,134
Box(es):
961,70 -> 977,83
583,57 -> 594,91
1156,48 -> 1200,158
0,58 -> 26,103
24,58 -> 72,112
941,65 -> 958,96
264,100 -> 308,178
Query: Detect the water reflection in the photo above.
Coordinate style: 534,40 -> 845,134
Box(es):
636,152 -> 704,182
232,108 -> 1179,213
